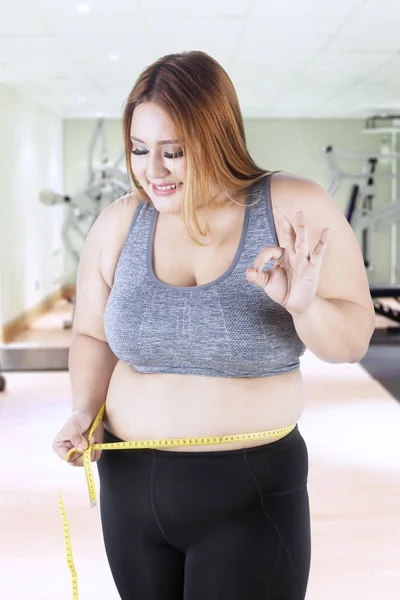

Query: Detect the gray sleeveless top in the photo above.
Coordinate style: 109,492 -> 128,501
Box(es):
104,175 -> 305,378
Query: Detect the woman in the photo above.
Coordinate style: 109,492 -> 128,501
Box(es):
53,51 -> 375,599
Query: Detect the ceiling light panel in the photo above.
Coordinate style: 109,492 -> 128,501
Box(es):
231,52 -> 316,76
240,17 -> 345,59
305,50 -> 393,76
328,18 -> 400,53
251,0 -> 365,18
291,71 -> 361,91
144,17 -> 242,65
363,56 -> 400,86
146,15 -> 242,41
239,31 -> 327,56
76,4 -> 91,13
139,0 -> 252,18
56,36 -> 149,66
343,83 -> 400,105
33,0 -> 141,14
1,56 -> 80,89
0,36 -> 62,59
265,80 -> 345,117
0,17 -> 47,36
3,0 -> 400,119
358,0 -> 400,19
0,1 -> 35,17
372,95 -> 400,111
265,99 -> 324,119
243,13 -> 346,43
233,71 -> 292,106
314,86 -> 397,115
38,12 -> 144,36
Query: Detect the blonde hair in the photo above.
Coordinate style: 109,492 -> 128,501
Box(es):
122,50 -> 272,245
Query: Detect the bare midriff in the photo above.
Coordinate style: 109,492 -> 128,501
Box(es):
103,362 -> 304,452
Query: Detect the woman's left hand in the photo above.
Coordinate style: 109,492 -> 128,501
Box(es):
246,208 -> 330,315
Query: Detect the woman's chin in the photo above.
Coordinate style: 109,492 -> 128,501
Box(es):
148,183 -> 184,214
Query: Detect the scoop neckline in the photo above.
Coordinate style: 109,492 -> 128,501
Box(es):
147,187 -> 251,292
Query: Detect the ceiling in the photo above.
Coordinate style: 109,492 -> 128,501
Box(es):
1,0 -> 400,119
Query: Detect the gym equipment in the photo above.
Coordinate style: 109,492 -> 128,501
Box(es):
39,118 -> 131,329
324,145 -> 400,273
0,346 -> 68,373
371,287 -> 400,322
324,146 -> 393,198
324,114 -> 400,340
40,118 -> 130,285
0,119 -> 131,381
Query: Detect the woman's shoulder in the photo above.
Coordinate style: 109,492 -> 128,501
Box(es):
93,190 -> 144,287
269,171 -> 341,221
91,189 -> 143,242
83,189 -> 142,264
105,189 -> 143,224
270,171 -> 325,200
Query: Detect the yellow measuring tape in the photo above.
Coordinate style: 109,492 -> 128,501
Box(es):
58,402 -> 296,599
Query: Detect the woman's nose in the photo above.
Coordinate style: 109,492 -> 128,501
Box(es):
146,153 -> 169,180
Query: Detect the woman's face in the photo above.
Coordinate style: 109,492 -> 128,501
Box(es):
130,102 -> 186,214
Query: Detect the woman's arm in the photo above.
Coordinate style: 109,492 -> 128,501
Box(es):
272,173 -> 375,363
290,296 -> 374,363
69,193 -> 140,419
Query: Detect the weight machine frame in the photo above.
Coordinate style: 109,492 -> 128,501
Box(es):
324,114 -> 400,339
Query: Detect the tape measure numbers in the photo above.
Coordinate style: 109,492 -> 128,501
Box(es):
58,490 -> 78,598
58,401 -> 296,599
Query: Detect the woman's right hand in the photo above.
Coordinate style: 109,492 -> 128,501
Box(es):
52,410 -> 104,467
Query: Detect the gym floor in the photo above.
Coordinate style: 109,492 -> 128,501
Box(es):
0,302 -> 399,599
360,301 -> 400,402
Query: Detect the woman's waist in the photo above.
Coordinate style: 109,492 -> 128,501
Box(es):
104,363 -> 304,451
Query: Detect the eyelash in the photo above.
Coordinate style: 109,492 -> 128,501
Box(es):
131,149 -> 184,159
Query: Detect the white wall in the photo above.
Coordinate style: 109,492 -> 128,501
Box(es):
64,117 -> 398,285
0,85 -> 64,328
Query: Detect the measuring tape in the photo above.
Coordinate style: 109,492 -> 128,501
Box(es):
58,401 -> 296,599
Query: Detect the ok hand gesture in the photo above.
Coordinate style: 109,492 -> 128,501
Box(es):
246,208 -> 330,315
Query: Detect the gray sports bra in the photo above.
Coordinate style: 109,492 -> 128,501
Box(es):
104,175 -> 305,378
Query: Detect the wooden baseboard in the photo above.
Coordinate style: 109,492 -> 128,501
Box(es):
1,289 -> 63,344
61,284 -> 76,302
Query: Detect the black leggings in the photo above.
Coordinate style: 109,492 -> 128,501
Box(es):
97,425 -> 311,600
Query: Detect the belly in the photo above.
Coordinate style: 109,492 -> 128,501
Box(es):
103,360 -> 304,452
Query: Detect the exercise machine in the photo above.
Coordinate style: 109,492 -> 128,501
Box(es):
324,114 -> 400,339
39,118 -> 131,328
40,118 -> 130,282
0,119 -> 131,383
370,286 -> 400,333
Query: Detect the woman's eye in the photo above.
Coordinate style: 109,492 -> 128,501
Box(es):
131,148 -> 184,159
164,151 -> 184,159
131,148 -> 148,156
